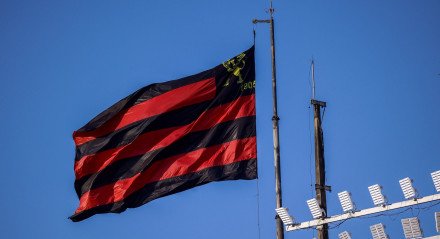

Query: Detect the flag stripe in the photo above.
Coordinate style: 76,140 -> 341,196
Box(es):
74,94 -> 255,179
74,66 -> 222,134
75,88 -> 254,159
73,78 -> 217,145
70,158 -> 256,222
75,137 -> 256,214
74,116 -> 256,196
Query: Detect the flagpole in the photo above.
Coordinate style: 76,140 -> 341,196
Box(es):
253,1 -> 283,238
268,2 -> 284,239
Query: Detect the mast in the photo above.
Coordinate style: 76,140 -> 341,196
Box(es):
311,61 -> 329,239
253,1 -> 283,238
268,3 -> 284,239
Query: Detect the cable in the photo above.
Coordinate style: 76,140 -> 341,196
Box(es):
252,24 -> 259,239
358,207 -> 412,219
302,201 -> 439,233
252,25 -> 256,46
328,218 -> 349,229
308,62 -> 316,238
308,62 -> 314,198
308,105 -> 314,197
255,178 -> 261,239
416,200 -> 440,210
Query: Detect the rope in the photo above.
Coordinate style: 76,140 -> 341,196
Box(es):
252,24 -> 259,239
308,106 -> 314,197
256,178 -> 261,239
253,24 -> 256,46
308,63 -> 314,198
252,23 -> 260,239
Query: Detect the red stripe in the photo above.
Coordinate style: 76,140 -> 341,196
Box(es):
74,137 -> 256,213
74,94 -> 256,179
73,78 -> 216,145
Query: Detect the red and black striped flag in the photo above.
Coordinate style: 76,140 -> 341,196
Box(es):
70,46 -> 257,221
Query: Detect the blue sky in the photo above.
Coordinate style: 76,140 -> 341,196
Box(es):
1,0 -> 439,238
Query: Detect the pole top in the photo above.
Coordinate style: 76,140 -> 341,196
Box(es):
269,0 -> 275,16
311,60 -> 326,106
311,99 -> 327,107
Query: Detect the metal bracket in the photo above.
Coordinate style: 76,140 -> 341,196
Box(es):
252,19 -> 270,24
315,184 -> 332,192
311,99 -> 327,107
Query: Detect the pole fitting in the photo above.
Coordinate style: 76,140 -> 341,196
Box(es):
272,115 -> 280,121
315,184 -> 332,192
311,99 -> 327,107
252,19 -> 270,24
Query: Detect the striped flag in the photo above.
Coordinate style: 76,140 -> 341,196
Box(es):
70,46 -> 257,222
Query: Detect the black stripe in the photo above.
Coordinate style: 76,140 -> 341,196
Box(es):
76,81 -> 255,159
76,46 -> 254,133
77,65 -> 218,133
70,158 -> 257,222
75,116 -> 256,197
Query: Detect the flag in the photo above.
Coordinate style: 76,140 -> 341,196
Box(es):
70,46 -> 257,222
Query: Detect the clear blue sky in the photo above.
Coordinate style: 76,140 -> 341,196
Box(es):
1,0 -> 439,238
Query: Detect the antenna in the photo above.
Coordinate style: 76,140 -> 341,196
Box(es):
269,0 -> 274,16
311,60 -> 316,99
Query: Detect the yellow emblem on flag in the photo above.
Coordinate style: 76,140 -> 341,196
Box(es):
222,52 -> 246,87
